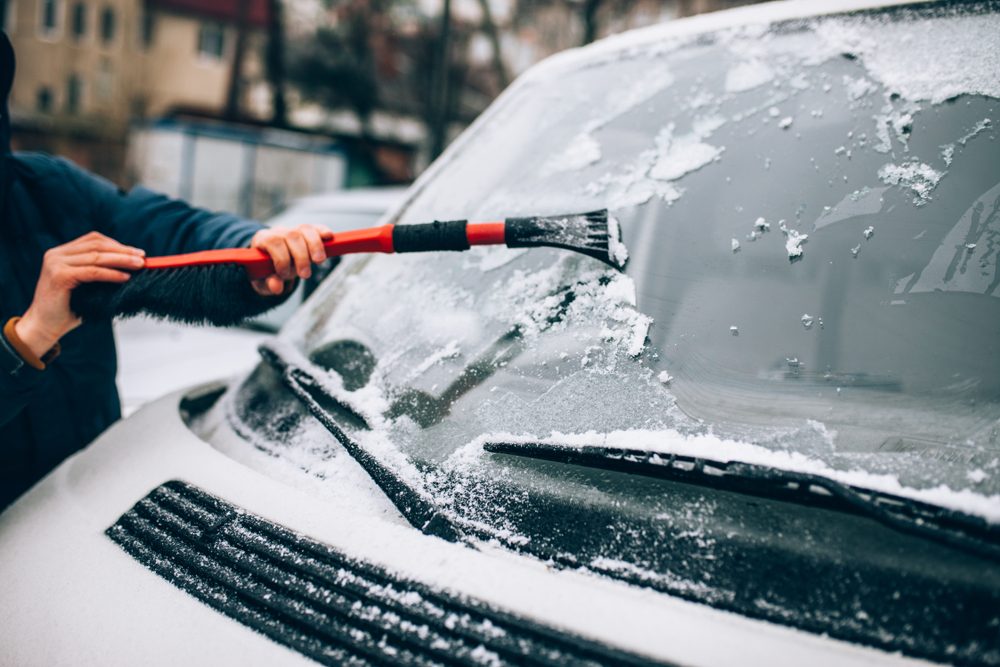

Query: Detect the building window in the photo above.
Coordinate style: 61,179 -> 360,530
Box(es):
138,9 -> 155,49
39,0 -> 61,36
96,58 -> 113,100
99,5 -> 115,44
66,74 -> 82,113
2,1 -> 17,33
71,2 -> 87,40
37,87 -> 54,113
197,22 -> 225,59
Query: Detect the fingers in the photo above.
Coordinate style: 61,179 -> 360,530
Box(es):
300,225 -> 328,264
252,225 -> 333,282
250,276 -> 291,296
63,232 -> 145,258
258,234 -> 294,280
284,230 -> 313,279
64,251 -> 145,271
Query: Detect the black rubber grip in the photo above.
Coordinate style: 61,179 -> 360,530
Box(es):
392,220 -> 469,253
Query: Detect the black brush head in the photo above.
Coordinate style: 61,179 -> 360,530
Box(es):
504,209 -> 627,270
70,264 -> 290,326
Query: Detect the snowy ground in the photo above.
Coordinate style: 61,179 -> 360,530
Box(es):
114,317 -> 269,417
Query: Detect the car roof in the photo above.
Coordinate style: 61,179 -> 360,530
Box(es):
528,0 -> 937,82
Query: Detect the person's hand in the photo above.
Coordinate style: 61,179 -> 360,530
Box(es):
16,232 -> 145,358
249,224 -> 335,296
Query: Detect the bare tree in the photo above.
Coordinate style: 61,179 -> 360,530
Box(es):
476,0 -> 509,90
581,0 -> 602,45
287,8 -> 379,138
429,0 -> 453,160
266,0 -> 288,127
224,0 -> 251,121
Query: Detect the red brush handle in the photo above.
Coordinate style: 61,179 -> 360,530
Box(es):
142,222 -> 509,281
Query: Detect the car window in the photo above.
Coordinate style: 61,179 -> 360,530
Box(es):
273,2 -> 1000,497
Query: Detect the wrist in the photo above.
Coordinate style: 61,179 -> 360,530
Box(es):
14,313 -> 63,358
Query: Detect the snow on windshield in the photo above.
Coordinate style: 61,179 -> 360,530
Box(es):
255,3 -> 1000,525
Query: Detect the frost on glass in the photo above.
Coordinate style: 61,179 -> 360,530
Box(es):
243,2 -> 999,538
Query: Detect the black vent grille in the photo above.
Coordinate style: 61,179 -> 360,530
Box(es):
107,481 -> 660,667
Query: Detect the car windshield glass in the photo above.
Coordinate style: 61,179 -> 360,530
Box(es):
269,3 -> 1000,511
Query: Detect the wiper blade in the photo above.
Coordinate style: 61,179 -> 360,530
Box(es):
259,344 -> 463,543
483,440 -> 1000,562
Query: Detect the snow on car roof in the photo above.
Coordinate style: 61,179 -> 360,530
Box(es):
533,0 -> 930,74
529,0 -> 1000,104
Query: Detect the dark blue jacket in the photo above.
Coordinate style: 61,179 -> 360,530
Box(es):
0,34 -> 263,509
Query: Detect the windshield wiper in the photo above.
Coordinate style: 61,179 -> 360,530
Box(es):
483,440 -> 1000,562
259,343 -> 464,543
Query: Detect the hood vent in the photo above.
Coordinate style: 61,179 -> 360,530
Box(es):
107,480 -> 658,666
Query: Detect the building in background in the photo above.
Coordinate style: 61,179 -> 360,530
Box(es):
4,0 -> 141,177
1,0 -> 763,204
3,0 -> 368,214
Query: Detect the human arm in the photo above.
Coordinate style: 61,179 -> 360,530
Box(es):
59,159 -> 333,296
0,232 -> 145,426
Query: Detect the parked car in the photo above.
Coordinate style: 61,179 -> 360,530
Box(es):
115,187 -> 406,416
3,2 -> 998,666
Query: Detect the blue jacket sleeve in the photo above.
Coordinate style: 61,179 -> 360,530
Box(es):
58,158 -> 264,254
0,334 -> 49,428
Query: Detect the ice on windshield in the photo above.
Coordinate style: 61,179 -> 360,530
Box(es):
254,3 -> 1000,526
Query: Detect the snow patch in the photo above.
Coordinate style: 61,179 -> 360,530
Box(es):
877,160 -> 943,206
725,60 -> 774,92
649,123 -> 724,181
607,216 -> 629,267
958,118 -> 992,146
408,340 -> 462,379
780,221 -> 808,260
543,132 -> 602,174
815,12 -> 1000,104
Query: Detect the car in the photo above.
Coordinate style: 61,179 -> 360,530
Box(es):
2,1 -> 998,665
114,187 -> 407,416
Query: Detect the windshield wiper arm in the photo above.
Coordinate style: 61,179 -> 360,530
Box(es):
259,344 -> 463,543
483,440 -> 1000,562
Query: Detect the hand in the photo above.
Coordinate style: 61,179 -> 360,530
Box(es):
249,224 -> 335,296
16,232 -> 145,357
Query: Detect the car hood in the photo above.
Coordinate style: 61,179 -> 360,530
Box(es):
0,384 -> 924,667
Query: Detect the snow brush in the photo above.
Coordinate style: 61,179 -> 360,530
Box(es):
70,209 -> 626,326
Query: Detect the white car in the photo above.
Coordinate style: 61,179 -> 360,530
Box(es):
114,187 -> 407,416
3,2 -> 999,666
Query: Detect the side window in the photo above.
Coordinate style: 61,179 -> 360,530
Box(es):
39,0 -> 61,37
66,74 -> 83,113
138,9 -> 155,49
99,5 -> 115,44
96,58 -> 113,100
70,2 -> 86,40
37,86 -> 54,112
197,21 -> 225,59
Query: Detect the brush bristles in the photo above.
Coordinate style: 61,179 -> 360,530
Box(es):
70,264 -> 290,326
504,209 -> 626,270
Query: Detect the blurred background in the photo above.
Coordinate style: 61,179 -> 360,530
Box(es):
1,0 -> 762,219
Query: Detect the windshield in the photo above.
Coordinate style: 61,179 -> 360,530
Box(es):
210,4 -> 1000,662
276,2 -> 1000,500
